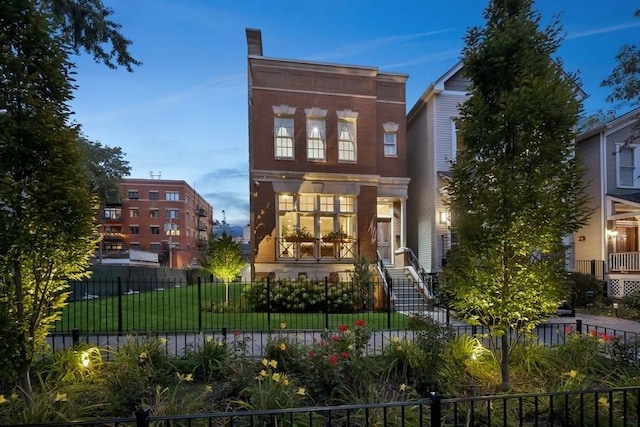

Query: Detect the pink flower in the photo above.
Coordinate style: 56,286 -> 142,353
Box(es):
332,334 -> 341,342
309,351 -> 316,359
354,319 -> 365,327
564,326 -> 573,335
338,324 -> 348,332
328,354 -> 338,365
341,351 -> 349,359
233,330 -> 241,337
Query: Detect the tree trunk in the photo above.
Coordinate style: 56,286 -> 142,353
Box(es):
500,333 -> 510,391
18,364 -> 33,405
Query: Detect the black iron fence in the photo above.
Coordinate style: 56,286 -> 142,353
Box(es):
54,276 -> 438,334
8,386 -> 640,427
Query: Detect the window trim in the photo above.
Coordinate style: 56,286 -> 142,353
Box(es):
305,107 -> 327,161
616,143 -> 640,188
273,105 -> 296,159
383,122 -> 398,158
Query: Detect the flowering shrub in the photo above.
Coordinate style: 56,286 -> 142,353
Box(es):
294,320 -> 372,403
234,358 -> 309,412
243,278 -> 357,313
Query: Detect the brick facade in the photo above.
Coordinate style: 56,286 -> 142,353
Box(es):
247,28 -> 410,280
98,178 -> 214,269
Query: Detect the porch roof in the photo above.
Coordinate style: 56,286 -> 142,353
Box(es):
608,192 -> 640,206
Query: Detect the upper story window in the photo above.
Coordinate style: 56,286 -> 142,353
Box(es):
452,119 -> 465,161
128,190 -> 139,200
337,110 -> 358,162
617,143 -> 640,188
305,107 -> 327,161
149,191 -> 159,200
129,208 -> 139,218
103,207 -> 121,220
166,191 -> 179,201
273,105 -> 296,159
149,209 -> 160,218
383,122 -> 399,157
166,209 -> 179,219
150,226 -> 160,235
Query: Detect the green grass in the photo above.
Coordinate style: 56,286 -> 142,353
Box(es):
56,282 -> 410,333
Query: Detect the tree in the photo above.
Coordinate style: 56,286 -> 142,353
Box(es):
40,0 -> 142,71
446,0 -> 591,391
601,9 -> 640,107
0,0 -> 96,402
79,135 -> 131,205
201,234 -> 246,304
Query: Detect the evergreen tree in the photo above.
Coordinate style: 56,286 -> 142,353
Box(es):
0,0 -> 96,401
446,0 -> 591,391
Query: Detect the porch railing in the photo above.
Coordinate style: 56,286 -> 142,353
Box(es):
609,252 -> 640,272
275,237 -> 358,261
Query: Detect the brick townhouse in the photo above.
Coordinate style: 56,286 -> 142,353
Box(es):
246,28 -> 410,281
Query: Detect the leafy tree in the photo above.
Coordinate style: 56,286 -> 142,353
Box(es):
575,109 -> 617,134
79,135 -> 131,204
40,0 -> 141,71
601,9 -> 640,107
0,0 -> 96,402
446,0 -> 591,391
201,234 -> 246,304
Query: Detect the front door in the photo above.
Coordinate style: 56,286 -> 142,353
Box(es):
377,218 -> 392,264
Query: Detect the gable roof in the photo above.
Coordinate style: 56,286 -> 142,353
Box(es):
407,61 -> 464,122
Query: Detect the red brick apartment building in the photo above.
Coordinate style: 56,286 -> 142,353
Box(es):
98,178 -> 214,269
247,29 -> 410,281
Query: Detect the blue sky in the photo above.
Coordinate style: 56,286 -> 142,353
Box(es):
69,1 -> 639,226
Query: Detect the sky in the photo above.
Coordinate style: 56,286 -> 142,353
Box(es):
69,1 -> 639,227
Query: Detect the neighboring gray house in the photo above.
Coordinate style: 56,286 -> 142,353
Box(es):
574,108 -> 640,297
406,61 -> 468,273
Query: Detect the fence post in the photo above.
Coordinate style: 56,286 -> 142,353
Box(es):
117,276 -> 123,334
471,325 -> 477,336
446,306 -> 450,325
325,277 -> 329,330
221,327 -> 227,341
72,328 -> 79,347
267,277 -> 272,330
430,392 -> 442,427
197,277 -> 202,331
590,259 -> 596,277
135,408 -> 150,427
387,278 -> 392,330
576,319 -> 582,334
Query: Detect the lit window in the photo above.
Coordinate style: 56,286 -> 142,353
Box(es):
307,120 -> 325,160
278,194 -> 294,211
452,119 -> 465,160
339,197 -> 354,213
306,108 -> 327,161
149,191 -> 159,200
149,209 -> 160,218
337,110 -> 358,162
275,117 -> 294,158
166,191 -> 179,201
128,190 -> 138,200
320,196 -> 334,212
383,122 -> 398,157
299,194 -> 315,212
129,208 -> 139,218
103,207 -> 121,220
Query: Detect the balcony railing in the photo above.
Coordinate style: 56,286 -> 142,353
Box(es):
609,252 -> 640,272
276,237 -> 358,261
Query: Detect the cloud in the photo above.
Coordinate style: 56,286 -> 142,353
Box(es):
382,49 -> 462,70
199,167 -> 248,181
78,73 -> 245,124
566,22 -> 640,40
306,29 -> 457,62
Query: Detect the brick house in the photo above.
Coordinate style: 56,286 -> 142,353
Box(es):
246,28 -> 410,281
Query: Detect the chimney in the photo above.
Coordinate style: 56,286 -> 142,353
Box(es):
246,28 -> 263,57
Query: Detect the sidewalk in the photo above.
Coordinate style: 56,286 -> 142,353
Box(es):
543,312 -> 640,334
